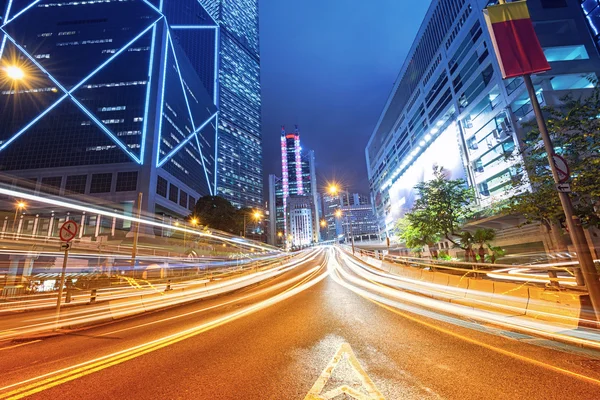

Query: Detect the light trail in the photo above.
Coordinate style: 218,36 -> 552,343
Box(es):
330,248 -> 600,351
0,250 -> 321,341
0,250 -> 328,400
0,186 -> 280,253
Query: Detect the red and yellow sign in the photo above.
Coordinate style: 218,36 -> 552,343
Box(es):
483,1 -> 550,79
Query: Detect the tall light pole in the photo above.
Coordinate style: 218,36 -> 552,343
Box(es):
329,185 -> 355,254
244,210 -> 262,239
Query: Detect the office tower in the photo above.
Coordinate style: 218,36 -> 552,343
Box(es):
366,0 -> 600,234
0,0 -> 219,220
268,126 -> 319,245
201,0 -> 263,209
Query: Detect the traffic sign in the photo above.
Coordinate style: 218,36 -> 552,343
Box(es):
552,154 -> 570,183
59,220 -> 78,242
60,242 -> 71,251
556,183 -> 571,193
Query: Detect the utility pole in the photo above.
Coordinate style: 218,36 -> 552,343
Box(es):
523,74 -> 600,322
345,191 -> 355,255
131,192 -> 143,269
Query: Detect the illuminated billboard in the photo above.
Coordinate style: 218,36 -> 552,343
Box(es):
386,123 -> 466,226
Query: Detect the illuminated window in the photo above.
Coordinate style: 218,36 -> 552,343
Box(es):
543,45 -> 589,62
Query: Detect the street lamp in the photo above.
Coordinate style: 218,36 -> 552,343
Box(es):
243,210 -> 262,239
320,219 -> 327,228
5,65 -> 25,81
13,201 -> 25,233
329,183 -> 355,254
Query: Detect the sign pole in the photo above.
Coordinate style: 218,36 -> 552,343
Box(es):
523,74 -> 600,322
55,220 -> 78,328
131,192 -> 143,270
55,246 -> 69,327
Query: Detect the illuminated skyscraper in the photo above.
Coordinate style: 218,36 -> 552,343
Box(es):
200,0 -> 263,209
0,0 -> 219,218
268,126 -> 319,245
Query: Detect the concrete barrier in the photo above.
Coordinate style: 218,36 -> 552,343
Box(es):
492,282 -> 529,316
354,248 -> 588,328
463,279 -> 495,310
526,287 -> 582,328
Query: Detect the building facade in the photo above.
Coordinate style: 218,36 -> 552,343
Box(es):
366,0 -> 600,234
337,204 -> 380,242
286,195 -> 316,248
0,0 -> 220,220
203,0 -> 263,209
268,126 -> 319,246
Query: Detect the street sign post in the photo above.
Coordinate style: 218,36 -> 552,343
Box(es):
56,220 -> 79,327
552,154 -> 570,183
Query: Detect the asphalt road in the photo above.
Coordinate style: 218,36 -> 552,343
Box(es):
2,247 -> 600,399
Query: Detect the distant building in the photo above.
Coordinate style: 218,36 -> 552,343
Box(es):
268,126 -> 319,246
0,0 -> 219,220
286,195 -> 317,248
338,204 -> 380,242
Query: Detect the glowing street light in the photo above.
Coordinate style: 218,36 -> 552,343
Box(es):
190,218 -> 199,226
13,201 -> 26,232
328,181 -> 355,254
5,65 -> 25,80
320,219 -> 327,228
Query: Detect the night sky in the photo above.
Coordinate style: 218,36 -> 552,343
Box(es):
259,0 -> 432,194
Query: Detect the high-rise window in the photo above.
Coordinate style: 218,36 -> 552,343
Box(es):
157,176 -> 168,197
116,172 -> 138,192
90,173 -> 113,194
65,175 -> 87,194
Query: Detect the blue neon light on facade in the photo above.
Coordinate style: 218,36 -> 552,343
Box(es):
195,132 -> 213,196
168,33 -> 197,132
213,113 -> 219,193
141,23 -> 158,163
1,0 -> 220,189
170,25 -> 218,29
0,18 -> 160,162
158,112 -> 217,168
142,0 -> 162,15
0,94 -> 68,151
70,96 -> 142,164
1,0 -> 39,27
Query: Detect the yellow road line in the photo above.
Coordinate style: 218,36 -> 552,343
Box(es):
0,256 -> 327,400
363,296 -> 600,387
0,341 -> 41,352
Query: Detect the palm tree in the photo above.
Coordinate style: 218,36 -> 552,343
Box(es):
473,228 -> 496,263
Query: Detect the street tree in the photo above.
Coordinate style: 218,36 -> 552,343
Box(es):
405,166 -> 475,251
508,85 -> 600,249
395,216 -> 440,257
190,196 -> 241,234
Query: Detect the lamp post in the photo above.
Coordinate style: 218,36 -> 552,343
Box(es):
13,202 -> 25,233
329,185 -> 355,254
243,210 -> 262,239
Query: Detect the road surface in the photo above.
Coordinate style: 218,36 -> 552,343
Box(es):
1,247 -> 600,399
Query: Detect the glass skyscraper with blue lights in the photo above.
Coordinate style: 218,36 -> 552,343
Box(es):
0,0 -> 219,218
200,0 -> 262,209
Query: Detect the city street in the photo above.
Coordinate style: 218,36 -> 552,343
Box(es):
2,247 -> 600,399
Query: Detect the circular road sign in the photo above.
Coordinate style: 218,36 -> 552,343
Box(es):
552,154 -> 570,183
59,220 -> 79,242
